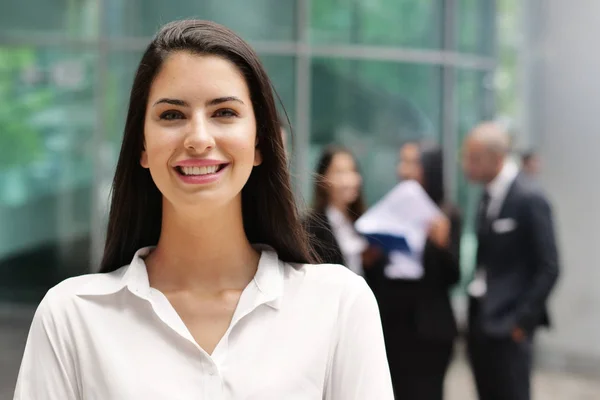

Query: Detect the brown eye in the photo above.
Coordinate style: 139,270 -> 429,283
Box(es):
160,110 -> 184,120
213,109 -> 238,118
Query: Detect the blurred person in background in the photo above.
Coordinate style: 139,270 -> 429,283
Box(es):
462,122 -> 560,400
14,20 -> 394,400
304,146 -> 383,276
521,150 -> 540,176
370,142 -> 461,400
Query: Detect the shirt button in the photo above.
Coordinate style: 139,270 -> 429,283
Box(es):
208,368 -> 216,376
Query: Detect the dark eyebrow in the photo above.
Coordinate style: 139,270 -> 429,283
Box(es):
153,98 -> 188,107
152,97 -> 245,108
207,96 -> 245,106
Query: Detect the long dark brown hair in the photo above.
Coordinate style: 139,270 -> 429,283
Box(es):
312,145 -> 366,222
417,141 -> 445,206
100,20 -> 314,273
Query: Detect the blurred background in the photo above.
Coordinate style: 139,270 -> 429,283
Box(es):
1,0 -> 599,398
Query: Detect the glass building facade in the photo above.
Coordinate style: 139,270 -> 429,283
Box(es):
0,0 -> 495,303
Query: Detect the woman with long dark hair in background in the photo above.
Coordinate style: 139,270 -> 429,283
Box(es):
373,141 -> 462,400
14,20 -> 393,399
304,146 -> 383,276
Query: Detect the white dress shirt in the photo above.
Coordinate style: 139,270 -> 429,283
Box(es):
14,246 -> 393,400
326,206 -> 368,276
485,159 -> 519,219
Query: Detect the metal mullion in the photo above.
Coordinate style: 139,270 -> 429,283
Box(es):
0,35 -> 497,71
442,0 -> 458,203
293,0 -> 311,206
90,0 -> 109,271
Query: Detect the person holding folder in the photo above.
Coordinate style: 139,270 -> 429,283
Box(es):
362,142 -> 461,400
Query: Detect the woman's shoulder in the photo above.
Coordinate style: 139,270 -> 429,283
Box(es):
287,261 -> 372,300
34,267 -> 129,318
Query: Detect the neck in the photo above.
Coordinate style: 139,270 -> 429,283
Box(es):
147,196 -> 260,293
487,160 -> 506,185
329,201 -> 351,219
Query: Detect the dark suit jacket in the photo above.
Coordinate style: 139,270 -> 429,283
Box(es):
368,206 -> 462,342
472,173 -> 560,337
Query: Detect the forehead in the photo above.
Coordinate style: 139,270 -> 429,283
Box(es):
464,136 -> 486,153
330,152 -> 355,169
148,51 -> 250,102
400,143 -> 420,158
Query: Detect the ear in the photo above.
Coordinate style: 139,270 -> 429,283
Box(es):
140,148 -> 149,169
253,139 -> 263,166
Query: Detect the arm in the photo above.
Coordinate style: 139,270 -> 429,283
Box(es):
515,191 -> 560,332
425,210 -> 462,287
445,210 -> 462,286
361,245 -> 386,293
324,277 -> 394,400
14,292 -> 80,400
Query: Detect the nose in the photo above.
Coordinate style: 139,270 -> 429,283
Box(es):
183,117 -> 215,153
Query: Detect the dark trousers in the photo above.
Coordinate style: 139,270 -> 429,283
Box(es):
385,335 -> 453,400
468,301 -> 533,400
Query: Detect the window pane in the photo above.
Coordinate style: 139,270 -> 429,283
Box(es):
105,0 -> 296,41
310,58 -> 442,204
0,0 -> 98,38
260,55 -> 296,124
457,0 -> 495,55
311,0 -> 443,48
0,46 -> 96,302
106,51 -> 141,154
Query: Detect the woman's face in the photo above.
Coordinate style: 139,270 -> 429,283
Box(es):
324,152 -> 362,208
141,52 -> 261,214
397,143 -> 423,183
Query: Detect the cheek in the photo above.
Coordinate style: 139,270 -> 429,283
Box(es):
226,137 -> 258,165
144,131 -> 178,168
222,123 -> 258,161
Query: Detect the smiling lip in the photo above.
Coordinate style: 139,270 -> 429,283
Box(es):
172,158 -> 230,185
174,164 -> 229,185
173,159 -> 228,167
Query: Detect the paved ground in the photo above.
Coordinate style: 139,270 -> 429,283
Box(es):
0,322 -> 28,400
2,311 -> 599,399
445,351 -> 600,400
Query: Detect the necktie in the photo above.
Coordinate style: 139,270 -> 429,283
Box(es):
476,190 -> 491,235
476,190 -> 491,267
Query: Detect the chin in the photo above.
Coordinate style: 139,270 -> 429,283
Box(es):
167,188 -> 242,214
345,196 -> 359,206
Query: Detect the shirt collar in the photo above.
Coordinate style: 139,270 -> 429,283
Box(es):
487,160 -> 519,199
76,245 -> 286,310
249,244 -> 285,310
74,246 -> 155,298
326,206 -> 349,229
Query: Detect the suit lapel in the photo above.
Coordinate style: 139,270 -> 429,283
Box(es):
494,174 -> 521,221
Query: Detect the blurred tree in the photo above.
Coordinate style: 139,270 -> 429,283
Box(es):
496,0 -> 520,120
311,0 -> 441,48
0,48 -> 49,170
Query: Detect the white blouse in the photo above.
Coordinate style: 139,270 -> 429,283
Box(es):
326,206 -> 368,276
14,246 -> 393,400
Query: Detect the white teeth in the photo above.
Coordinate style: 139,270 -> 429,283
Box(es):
180,165 -> 219,176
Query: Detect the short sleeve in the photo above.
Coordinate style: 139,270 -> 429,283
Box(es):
14,291 -> 80,400
324,277 -> 394,400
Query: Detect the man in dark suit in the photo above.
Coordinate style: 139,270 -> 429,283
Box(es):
462,122 -> 560,400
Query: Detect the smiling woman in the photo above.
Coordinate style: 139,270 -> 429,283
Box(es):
13,20 -> 394,400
